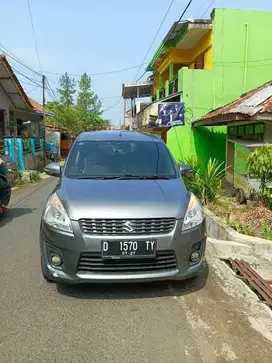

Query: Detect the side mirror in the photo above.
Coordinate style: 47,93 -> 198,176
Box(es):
179,163 -> 193,176
44,162 -> 61,177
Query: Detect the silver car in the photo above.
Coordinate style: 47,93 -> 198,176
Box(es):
40,131 -> 206,284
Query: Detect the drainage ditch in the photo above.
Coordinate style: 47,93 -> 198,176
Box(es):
221,258 -> 272,310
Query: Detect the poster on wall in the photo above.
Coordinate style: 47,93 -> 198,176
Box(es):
157,102 -> 185,127
45,130 -> 61,154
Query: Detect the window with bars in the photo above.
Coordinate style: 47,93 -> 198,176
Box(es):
228,123 -> 264,141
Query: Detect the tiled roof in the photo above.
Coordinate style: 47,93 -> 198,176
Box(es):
28,97 -> 44,113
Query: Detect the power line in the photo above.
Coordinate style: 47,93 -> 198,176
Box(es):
0,43 -> 42,87
133,0 -> 175,82
135,0 -> 193,82
27,84 -> 41,93
45,78 -> 58,102
12,66 -> 42,88
177,0 -> 193,22
42,63 -> 149,77
136,71 -> 148,83
0,43 -> 149,79
20,80 -> 43,88
102,98 -> 122,113
0,43 -> 41,76
26,0 -> 42,71
200,0 -> 216,19
100,95 -> 121,100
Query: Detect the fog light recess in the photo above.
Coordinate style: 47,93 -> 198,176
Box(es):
190,251 -> 201,263
51,254 -> 62,266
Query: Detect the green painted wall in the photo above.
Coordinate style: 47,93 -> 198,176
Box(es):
213,8 -> 272,107
165,80 -> 169,97
168,67 -> 226,167
167,8 -> 272,168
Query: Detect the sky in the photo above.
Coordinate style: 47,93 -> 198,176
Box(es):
1,0 -> 272,125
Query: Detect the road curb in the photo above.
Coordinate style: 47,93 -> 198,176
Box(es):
204,206 -> 272,259
9,177 -> 55,208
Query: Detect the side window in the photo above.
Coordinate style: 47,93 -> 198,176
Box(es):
66,144 -> 83,174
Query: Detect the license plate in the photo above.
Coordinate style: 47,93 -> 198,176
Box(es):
101,240 -> 156,259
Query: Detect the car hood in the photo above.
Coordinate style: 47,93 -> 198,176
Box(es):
57,177 -> 190,220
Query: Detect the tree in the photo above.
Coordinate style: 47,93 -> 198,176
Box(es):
46,72 -> 110,135
76,73 -> 104,132
77,73 -> 102,114
46,101 -> 78,133
57,72 -> 76,105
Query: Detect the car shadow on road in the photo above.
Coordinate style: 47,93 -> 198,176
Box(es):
56,262 -> 209,300
0,207 -> 36,227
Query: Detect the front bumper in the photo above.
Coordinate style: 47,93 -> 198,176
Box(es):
40,219 -> 206,284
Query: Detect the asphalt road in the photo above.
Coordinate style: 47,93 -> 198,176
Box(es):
0,178 -> 272,363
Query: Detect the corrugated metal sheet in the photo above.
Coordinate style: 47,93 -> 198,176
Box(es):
229,86 -> 272,116
199,81 -> 272,121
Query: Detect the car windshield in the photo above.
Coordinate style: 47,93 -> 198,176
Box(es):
65,140 -> 178,179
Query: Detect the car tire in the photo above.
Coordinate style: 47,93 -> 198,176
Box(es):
41,256 -> 54,283
236,188 -> 247,205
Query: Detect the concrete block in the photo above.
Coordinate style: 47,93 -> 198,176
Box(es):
204,207 -> 272,260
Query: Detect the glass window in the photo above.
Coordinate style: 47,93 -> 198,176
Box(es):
238,126 -> 245,136
229,126 -> 237,136
65,140 -> 177,179
255,124 -> 264,135
245,125 -> 254,135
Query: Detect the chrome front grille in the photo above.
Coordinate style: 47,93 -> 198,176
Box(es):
77,250 -> 177,274
79,218 -> 176,235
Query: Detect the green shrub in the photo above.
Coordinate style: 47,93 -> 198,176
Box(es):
229,221 -> 254,236
29,171 -> 41,183
11,171 -> 25,187
247,146 -> 272,208
260,221 -> 272,240
182,157 -> 226,205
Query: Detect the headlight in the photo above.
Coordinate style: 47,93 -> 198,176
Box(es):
43,192 -> 73,233
182,193 -> 204,231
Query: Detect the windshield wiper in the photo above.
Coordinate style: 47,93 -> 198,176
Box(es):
76,176 -> 105,179
102,174 -> 138,180
103,174 -> 169,180
76,174 -> 170,180
139,175 -> 169,180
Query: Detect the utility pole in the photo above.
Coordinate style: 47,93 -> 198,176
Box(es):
42,75 -> 46,167
123,99 -> 126,129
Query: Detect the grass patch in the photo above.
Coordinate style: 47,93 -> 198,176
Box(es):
208,197 -> 272,240
29,171 -> 42,183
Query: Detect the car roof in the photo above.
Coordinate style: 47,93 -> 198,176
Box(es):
76,130 -> 162,142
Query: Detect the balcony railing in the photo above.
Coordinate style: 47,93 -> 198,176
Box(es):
169,76 -> 178,95
159,88 -> 165,99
